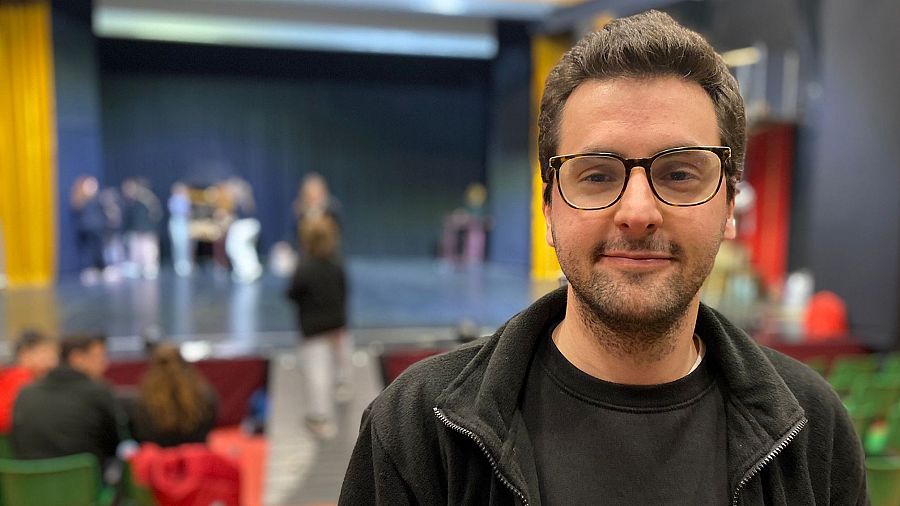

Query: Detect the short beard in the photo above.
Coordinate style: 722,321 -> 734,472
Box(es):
559,235 -> 716,364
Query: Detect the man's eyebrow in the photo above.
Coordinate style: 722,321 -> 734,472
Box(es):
567,143 -> 705,156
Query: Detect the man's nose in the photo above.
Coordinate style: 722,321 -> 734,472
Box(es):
612,168 -> 663,235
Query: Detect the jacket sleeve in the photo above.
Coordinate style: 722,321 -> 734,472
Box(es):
98,387 -> 125,461
339,405 -> 414,506
829,400 -> 869,506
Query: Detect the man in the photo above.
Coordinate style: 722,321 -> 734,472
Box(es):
340,10 -> 866,506
0,330 -> 59,434
11,334 -> 122,466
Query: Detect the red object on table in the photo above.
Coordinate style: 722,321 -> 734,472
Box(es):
804,291 -> 849,341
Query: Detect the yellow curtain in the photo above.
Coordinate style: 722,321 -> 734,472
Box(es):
529,34 -> 571,281
0,0 -> 57,287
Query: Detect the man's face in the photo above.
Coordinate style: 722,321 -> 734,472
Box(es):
71,342 -> 109,380
543,76 -> 735,331
19,342 -> 59,378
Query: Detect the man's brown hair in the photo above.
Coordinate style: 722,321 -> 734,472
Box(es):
14,330 -> 54,358
538,10 -> 745,204
60,333 -> 106,363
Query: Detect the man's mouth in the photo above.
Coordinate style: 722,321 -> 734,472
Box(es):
598,250 -> 675,269
601,251 -> 673,261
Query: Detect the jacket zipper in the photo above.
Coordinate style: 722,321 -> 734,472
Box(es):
730,418 -> 807,506
433,407 -> 529,506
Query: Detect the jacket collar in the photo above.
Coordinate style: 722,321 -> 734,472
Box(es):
434,288 -> 562,503
435,287 -> 807,499
695,303 -> 808,492
44,365 -> 94,384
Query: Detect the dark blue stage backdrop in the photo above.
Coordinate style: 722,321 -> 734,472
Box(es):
97,40 -> 490,261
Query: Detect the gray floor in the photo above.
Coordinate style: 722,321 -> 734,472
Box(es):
264,348 -> 384,506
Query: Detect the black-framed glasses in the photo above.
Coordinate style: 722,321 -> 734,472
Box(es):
546,146 -> 731,210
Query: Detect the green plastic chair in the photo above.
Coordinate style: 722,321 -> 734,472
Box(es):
866,456 -> 900,506
803,356 -> 829,377
0,453 -> 105,506
121,460 -> 157,506
882,353 -> 900,376
885,415 -> 900,456
846,400 -> 881,442
0,436 -> 13,459
829,355 -> 879,397
867,415 -> 900,457
847,375 -> 900,418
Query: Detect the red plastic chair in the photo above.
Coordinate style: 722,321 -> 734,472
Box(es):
380,348 -> 447,385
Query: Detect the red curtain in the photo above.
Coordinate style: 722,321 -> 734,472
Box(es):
739,123 -> 795,293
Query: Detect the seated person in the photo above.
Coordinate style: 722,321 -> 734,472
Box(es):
129,344 -> 217,447
0,330 -> 58,434
11,334 -> 122,465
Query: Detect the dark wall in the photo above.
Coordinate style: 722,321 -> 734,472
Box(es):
485,23 -> 532,268
808,0 -> 900,349
52,3 -> 105,273
98,40 -> 490,257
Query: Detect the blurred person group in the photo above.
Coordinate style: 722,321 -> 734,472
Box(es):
71,175 -> 265,285
185,176 -> 263,283
0,331 -> 219,483
71,176 -> 162,284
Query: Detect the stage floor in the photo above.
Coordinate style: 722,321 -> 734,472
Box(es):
0,257 -> 556,357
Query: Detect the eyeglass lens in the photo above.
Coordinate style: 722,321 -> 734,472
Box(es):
558,149 -> 722,208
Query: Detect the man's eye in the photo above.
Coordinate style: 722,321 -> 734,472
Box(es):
662,170 -> 697,181
583,172 -> 616,183
655,165 -> 702,183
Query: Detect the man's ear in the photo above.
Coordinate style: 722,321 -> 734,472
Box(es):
543,184 -> 554,247
724,197 -> 737,240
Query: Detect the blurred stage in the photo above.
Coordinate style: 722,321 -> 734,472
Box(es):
0,257 -> 550,358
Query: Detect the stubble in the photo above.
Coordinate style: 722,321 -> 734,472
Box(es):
555,230 -> 723,364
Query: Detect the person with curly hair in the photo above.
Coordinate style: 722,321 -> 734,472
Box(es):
131,344 -> 218,447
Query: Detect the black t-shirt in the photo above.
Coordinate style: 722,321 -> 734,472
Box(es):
520,329 -> 729,505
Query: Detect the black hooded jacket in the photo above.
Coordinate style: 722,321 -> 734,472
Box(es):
340,288 -> 867,505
